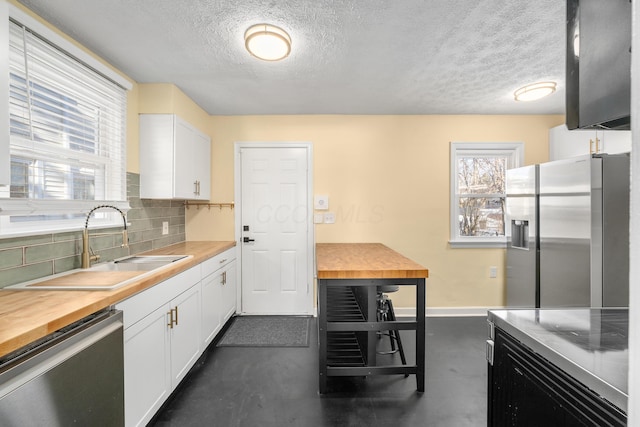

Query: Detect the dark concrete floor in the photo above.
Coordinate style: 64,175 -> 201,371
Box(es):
150,316 -> 488,427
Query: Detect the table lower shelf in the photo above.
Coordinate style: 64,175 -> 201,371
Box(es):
327,332 -> 366,367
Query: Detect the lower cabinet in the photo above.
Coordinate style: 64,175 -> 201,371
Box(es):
488,327 -> 626,426
121,302 -> 171,427
168,284 -> 201,387
221,259 -> 237,323
116,249 -> 237,427
201,248 -> 237,347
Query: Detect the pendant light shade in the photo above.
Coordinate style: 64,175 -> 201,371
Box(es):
244,24 -> 291,61
514,82 -> 557,102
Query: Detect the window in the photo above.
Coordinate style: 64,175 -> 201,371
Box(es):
0,9 -> 132,236
450,142 -> 524,248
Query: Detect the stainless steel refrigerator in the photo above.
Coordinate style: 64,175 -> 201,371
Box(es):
506,153 -> 630,308
505,165 -> 539,307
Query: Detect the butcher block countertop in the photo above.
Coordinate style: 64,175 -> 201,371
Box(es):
0,241 -> 235,358
316,243 -> 428,279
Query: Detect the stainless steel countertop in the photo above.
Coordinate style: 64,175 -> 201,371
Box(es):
488,308 -> 628,413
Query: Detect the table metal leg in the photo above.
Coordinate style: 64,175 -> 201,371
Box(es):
416,278 -> 426,392
318,281 -> 328,394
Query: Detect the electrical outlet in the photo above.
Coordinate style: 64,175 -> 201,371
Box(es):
162,221 -> 169,235
489,266 -> 498,279
324,212 -> 336,224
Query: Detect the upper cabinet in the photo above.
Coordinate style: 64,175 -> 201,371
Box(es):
139,114 -> 211,200
549,124 -> 631,161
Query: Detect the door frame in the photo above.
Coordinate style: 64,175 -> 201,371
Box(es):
233,142 -> 315,315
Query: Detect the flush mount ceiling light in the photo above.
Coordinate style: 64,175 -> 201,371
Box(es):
514,81 -> 557,102
244,24 -> 291,61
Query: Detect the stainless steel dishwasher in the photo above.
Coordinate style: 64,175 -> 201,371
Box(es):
0,309 -> 124,426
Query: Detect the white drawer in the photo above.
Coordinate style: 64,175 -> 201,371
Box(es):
201,247 -> 236,278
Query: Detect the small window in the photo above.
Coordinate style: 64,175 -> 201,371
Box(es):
450,142 -> 524,248
0,16 -> 130,236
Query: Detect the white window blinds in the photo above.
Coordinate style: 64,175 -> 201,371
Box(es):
6,18 -> 127,205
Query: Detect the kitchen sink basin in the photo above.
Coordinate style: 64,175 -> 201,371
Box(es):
114,255 -> 189,264
6,255 -> 193,291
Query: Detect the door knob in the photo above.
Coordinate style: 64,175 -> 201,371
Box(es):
243,237 -> 255,243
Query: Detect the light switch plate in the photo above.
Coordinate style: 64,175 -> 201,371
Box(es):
314,195 -> 329,210
323,212 -> 336,224
162,221 -> 169,235
314,213 -> 324,224
489,266 -> 497,278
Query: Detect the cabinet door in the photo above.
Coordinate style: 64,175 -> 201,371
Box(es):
549,125 -> 631,161
123,304 -> 171,427
201,269 -> 223,347
600,130 -> 631,155
173,118 -> 200,199
169,284 -> 202,388
139,114 -> 176,199
489,328 -> 626,426
221,259 -> 237,322
192,129 -> 211,200
173,117 -> 211,200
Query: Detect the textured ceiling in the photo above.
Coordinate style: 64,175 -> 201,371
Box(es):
16,0 -> 566,116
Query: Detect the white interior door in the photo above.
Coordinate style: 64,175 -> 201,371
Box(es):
239,145 -> 312,315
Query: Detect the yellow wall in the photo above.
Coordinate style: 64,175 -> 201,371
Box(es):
188,114 -> 564,308
138,83 -> 211,134
12,1 -> 565,309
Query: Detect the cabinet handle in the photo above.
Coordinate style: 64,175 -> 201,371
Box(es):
167,307 -> 179,328
222,271 -> 227,285
220,258 -> 227,264
167,309 -> 174,329
486,339 -> 494,366
194,180 -> 199,195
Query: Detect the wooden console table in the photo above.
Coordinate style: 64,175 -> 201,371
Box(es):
316,243 -> 429,394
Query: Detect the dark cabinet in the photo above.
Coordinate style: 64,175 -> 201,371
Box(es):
488,327 -> 626,426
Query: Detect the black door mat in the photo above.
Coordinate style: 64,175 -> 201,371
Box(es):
217,315 -> 311,347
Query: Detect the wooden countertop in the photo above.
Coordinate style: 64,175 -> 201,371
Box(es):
316,243 -> 429,279
0,241 -> 235,358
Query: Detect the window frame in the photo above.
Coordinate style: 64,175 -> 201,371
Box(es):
449,142 -> 524,248
0,3 -> 132,237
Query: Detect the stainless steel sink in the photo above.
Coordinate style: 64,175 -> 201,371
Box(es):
89,255 -> 190,272
88,262 -> 169,272
6,255 -> 193,291
114,255 -> 189,264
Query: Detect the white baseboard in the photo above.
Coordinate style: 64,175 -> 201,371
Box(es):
394,306 -> 502,318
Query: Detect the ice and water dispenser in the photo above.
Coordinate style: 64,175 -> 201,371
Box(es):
511,219 -> 529,249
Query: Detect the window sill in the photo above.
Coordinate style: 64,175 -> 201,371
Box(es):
449,240 -> 507,249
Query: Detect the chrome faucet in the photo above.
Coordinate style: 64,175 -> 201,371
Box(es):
82,204 -> 129,269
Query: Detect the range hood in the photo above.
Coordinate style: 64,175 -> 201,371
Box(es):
566,0 -> 631,130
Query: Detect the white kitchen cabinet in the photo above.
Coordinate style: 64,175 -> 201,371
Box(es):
549,124 -> 631,161
121,303 -> 171,427
139,114 -> 211,200
116,267 -> 201,427
221,259 -> 237,323
168,284 -> 201,387
200,247 -> 237,347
